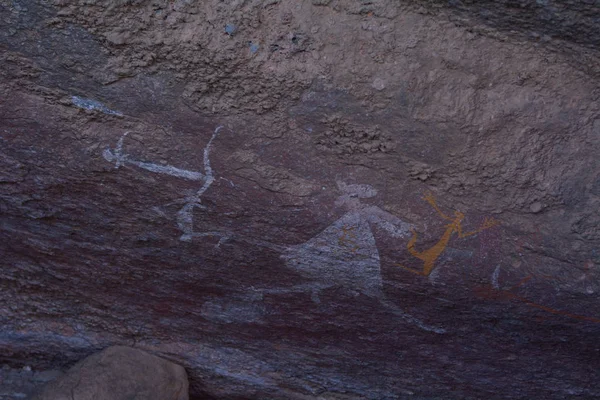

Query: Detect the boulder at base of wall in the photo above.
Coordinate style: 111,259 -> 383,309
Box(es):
32,346 -> 188,400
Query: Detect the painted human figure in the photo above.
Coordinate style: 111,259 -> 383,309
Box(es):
281,181 -> 412,300
103,126 -> 226,243
175,126 -> 224,242
397,191 -> 500,276
279,182 -> 445,333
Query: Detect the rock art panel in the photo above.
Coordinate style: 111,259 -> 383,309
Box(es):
2,0 -> 600,398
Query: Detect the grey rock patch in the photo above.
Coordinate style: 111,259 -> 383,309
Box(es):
200,297 -> 267,324
32,346 -> 188,400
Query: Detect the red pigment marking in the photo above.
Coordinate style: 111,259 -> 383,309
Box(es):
474,285 -> 600,324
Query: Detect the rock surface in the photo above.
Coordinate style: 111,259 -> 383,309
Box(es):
31,346 -> 188,400
1,0 -> 599,399
0,365 -> 63,400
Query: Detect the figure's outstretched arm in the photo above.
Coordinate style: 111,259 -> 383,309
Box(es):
423,191 -> 454,221
457,217 -> 500,238
457,223 -> 478,238
103,131 -> 206,181
396,264 -> 427,276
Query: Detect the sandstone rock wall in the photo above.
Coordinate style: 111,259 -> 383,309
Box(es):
1,1 -> 599,399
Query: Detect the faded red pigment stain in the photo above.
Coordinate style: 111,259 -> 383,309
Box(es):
515,225 -> 543,254
475,219 -> 502,264
584,259 -> 593,275
474,284 -> 600,324
473,223 -> 599,323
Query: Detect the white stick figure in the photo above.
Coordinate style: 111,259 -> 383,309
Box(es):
103,126 -> 227,244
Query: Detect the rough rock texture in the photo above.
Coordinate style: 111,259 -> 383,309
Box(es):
31,346 -> 188,400
0,365 -> 63,400
1,0 -> 599,399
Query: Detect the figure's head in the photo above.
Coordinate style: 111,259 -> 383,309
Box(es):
454,210 -> 465,220
336,181 -> 378,199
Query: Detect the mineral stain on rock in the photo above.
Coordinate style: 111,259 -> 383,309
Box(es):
225,23 -> 237,36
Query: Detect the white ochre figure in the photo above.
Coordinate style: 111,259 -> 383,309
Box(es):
282,181 -> 412,299
103,126 -> 227,244
279,182 -> 446,333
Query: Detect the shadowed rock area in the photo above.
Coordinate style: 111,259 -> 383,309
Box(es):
1,0 -> 599,399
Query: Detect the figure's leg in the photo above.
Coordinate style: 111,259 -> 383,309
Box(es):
420,260 -> 437,277
177,201 -> 206,242
406,230 -> 421,258
379,298 -> 446,334
189,231 -> 229,248
310,289 -> 321,304
396,264 -> 428,276
177,203 -> 194,242
395,229 -> 428,275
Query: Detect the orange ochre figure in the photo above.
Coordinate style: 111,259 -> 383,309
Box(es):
397,191 -> 500,276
